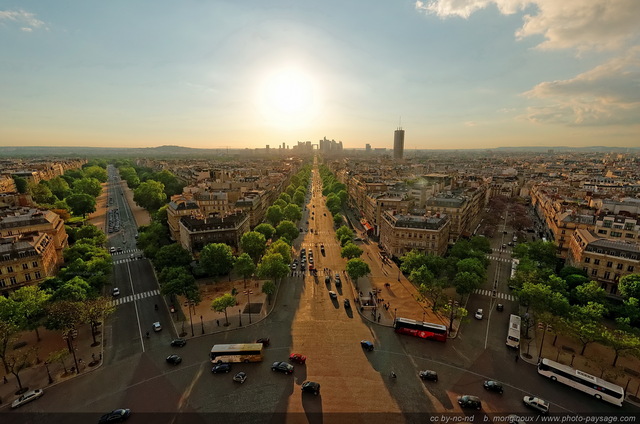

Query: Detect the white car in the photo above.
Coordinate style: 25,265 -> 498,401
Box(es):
109,247 -> 116,253
112,287 -> 120,296
474,309 -> 484,320
153,322 -> 162,332
11,389 -> 44,409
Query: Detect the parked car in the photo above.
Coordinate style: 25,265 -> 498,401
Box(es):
474,309 -> 484,320
166,354 -> 182,365
170,338 -> 187,347
112,287 -> 120,297
457,395 -> 482,410
256,338 -> 270,346
233,372 -> 247,384
152,322 -> 162,332
289,353 -> 307,364
360,340 -> 374,351
496,303 -> 504,312
11,389 -> 44,409
344,299 -> 351,308
523,396 -> 549,414
418,370 -> 438,382
98,408 -> 131,423
211,363 -> 231,373
329,291 -> 337,299
301,381 -> 320,395
272,361 -> 294,374
483,380 -> 504,393
325,275 -> 331,284
110,247 -> 116,253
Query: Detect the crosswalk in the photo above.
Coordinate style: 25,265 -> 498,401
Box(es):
111,289 -> 160,306
113,257 -> 146,265
473,288 -> 516,301
487,255 -> 512,263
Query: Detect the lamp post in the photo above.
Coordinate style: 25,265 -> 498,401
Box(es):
244,290 -> 253,324
537,322 -> 552,363
422,312 -> 426,323
397,268 -> 401,282
200,315 -> 204,335
448,300 -> 458,335
44,361 -> 53,384
394,308 -> 397,321
239,309 -> 242,326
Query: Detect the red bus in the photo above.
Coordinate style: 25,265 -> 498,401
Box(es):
393,318 -> 447,342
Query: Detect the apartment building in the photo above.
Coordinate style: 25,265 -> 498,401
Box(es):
0,176 -> 17,194
425,187 -> 486,243
0,207 -> 68,265
0,232 -> 58,295
166,195 -> 201,241
178,211 -> 250,255
568,228 -> 639,296
235,191 -> 269,228
379,210 -> 450,258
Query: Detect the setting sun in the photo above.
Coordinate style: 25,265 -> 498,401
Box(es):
257,67 -> 321,129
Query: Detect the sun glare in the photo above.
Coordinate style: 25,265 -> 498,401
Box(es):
258,68 -> 320,129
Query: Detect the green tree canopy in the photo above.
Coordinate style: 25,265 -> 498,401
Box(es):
276,220 -> 299,242
46,176 -> 71,199
266,205 -> 284,226
199,243 -> 235,277
268,239 -> 292,264
211,293 -> 237,326
28,182 -> 55,204
293,191 -> 305,206
12,176 -> 28,193
333,213 -> 344,227
335,226 -> 354,245
240,231 -> 267,262
74,224 -> 107,246
256,253 -> 290,281
66,193 -> 97,218
453,271 -> 482,298
273,199 -> 288,210
137,221 -> 171,259
73,177 -> 103,197
345,258 -> 370,285
456,258 -> 486,279
51,276 -> 92,302
283,203 -> 302,222
83,166 -> 108,183
278,192 -> 292,204
618,274 -> 640,299
341,242 -> 363,260
254,223 -> 276,241
133,180 -> 167,211
154,244 -> 193,272
234,253 -> 256,284
261,280 -> 276,305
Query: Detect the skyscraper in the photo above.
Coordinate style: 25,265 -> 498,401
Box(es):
393,127 -> 404,160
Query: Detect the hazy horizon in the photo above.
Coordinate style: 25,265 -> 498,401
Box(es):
1,1 -> 639,150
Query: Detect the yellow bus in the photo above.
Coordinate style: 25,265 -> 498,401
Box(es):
210,343 -> 264,363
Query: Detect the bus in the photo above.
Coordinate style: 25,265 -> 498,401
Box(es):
210,343 -> 264,363
510,259 -> 519,279
538,358 -> 625,406
506,314 -> 521,349
393,318 -> 447,342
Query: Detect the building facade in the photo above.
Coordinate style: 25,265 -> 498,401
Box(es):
379,211 -> 450,258
0,232 -> 59,295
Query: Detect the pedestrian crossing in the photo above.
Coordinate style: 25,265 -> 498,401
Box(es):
113,257 -> 146,265
110,248 -> 142,256
111,289 -> 160,306
487,255 -> 512,263
473,288 -> 516,301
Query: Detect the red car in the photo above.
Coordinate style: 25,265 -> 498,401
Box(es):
289,353 -> 307,364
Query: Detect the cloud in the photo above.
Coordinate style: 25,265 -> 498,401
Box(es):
415,0 -> 640,52
0,9 -> 47,31
522,47 -> 640,125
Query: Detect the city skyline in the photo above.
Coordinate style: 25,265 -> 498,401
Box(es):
1,1 -> 639,150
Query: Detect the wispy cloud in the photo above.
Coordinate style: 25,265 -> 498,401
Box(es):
522,47 -> 640,126
415,0 -> 640,52
0,9 -> 47,32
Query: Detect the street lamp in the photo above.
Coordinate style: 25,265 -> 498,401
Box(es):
239,309 -> 242,326
244,290 -> 253,324
394,308 -> 397,321
537,322 -> 553,363
422,312 -> 426,322
44,361 -> 53,384
200,315 -> 204,335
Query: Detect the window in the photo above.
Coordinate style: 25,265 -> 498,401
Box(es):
625,233 -> 634,238
591,269 -> 598,276
10,276 -> 17,285
32,261 -> 38,268
606,261 -> 613,268
35,271 -> 41,279
594,259 -> 600,265
25,273 -> 31,281
610,231 -> 622,238
7,266 -> 13,273
604,271 -> 611,280
617,263 -> 623,270
598,229 -> 607,234
629,266 -> 635,272
603,221 -> 612,228
23,263 -> 29,270
584,257 -> 591,263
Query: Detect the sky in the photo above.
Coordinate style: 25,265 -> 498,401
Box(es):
1,0 -> 639,150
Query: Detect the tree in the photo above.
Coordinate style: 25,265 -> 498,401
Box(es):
137,221 -> 171,259
335,226 -> 354,245
266,205 -> 284,226
133,180 -> 167,211
44,300 -> 85,373
601,329 -> 640,366
12,176 -> 28,193
400,250 -> 428,274
333,213 -> 344,227
47,176 -> 71,199
276,220 -> 299,242
159,266 -> 196,295
572,281 -> 607,306
564,316 -> 604,356
75,224 -> 107,246
51,276 -> 92,302
618,274 -> 640,300
28,182 -> 55,204
0,298 -> 21,373
254,223 -> 276,241
240,231 -> 267,263
6,346 -> 37,392
234,253 -> 256,287
261,280 -> 276,305
211,293 -> 237,326
256,253 -> 290,282
73,177 -> 103,198
267,239 -> 292,264
345,258 -> 370,286
456,258 -> 486,280
152,170 -> 185,197
83,166 -> 108,183
9,286 -> 50,341
341,242 -> 363,260
278,193 -> 292,204
293,191 -> 306,206
83,297 -> 115,346
154,244 -> 192,272
199,243 -> 235,277
283,203 -> 302,222
66,193 -> 97,218
469,236 -> 492,254
453,272 -> 483,298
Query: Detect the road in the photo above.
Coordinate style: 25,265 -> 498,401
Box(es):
10,161 -> 638,422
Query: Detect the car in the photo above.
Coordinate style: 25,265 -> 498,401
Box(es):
98,408 -> 131,423
117,247 -> 123,252
170,338 -> 187,347
523,396 -> 549,414
457,395 -> 482,410
256,338 -> 270,346
503,231 -> 508,234
152,322 -> 162,332
166,354 -> 182,365
272,361 -> 294,374
134,233 -> 139,239
496,303 -> 504,311
474,309 -> 484,320
508,242 -> 513,246
329,291 -> 337,299
354,237 -> 363,241
418,370 -> 438,382
483,380 -> 504,393
335,273 -> 341,282
211,363 -> 231,373
360,340 -> 374,351
344,299 -> 351,308
110,247 -> 116,253
112,287 -> 120,297
301,381 -> 320,395
11,388 -> 44,409
291,263 -> 297,270
502,244 -> 507,248
325,275 -> 331,284
289,353 -> 307,364
233,372 -> 247,384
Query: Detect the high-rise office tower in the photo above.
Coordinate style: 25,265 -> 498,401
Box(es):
393,127 -> 404,160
